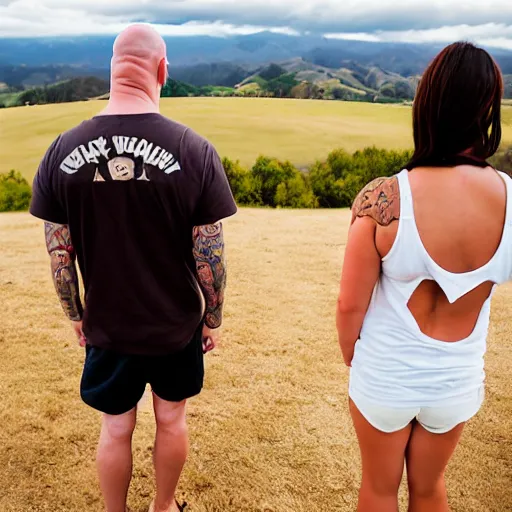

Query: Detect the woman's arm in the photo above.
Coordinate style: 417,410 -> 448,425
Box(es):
337,177 -> 399,366
337,217 -> 381,366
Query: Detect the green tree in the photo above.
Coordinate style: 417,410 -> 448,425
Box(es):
0,170 -> 32,212
222,157 -> 262,205
265,74 -> 299,98
379,83 -> 396,98
275,174 -> 318,208
309,161 -> 345,207
18,77 -> 109,105
394,80 -> 414,100
251,157 -> 298,207
161,79 -> 199,97
309,147 -> 413,208
291,82 -> 321,100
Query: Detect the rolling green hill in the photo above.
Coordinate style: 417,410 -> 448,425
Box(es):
236,58 -> 420,102
0,77 -> 109,107
1,58 -> 511,110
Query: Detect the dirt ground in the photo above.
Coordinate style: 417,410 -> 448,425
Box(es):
0,209 -> 510,512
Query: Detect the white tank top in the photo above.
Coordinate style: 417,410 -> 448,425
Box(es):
349,168 -> 512,408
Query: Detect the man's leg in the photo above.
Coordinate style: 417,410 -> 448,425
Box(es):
152,395 -> 188,512
96,408 -> 137,512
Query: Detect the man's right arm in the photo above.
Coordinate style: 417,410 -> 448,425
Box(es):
44,222 -> 83,321
192,222 -> 227,330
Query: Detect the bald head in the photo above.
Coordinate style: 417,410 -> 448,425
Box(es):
113,24 -> 166,61
109,24 -> 168,107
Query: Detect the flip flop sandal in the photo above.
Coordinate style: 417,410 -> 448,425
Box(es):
148,499 -> 187,512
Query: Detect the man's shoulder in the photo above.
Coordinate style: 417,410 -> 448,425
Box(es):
178,124 -> 213,152
145,115 -> 215,155
351,175 -> 400,226
149,114 -> 189,136
60,118 -> 96,140
50,119 -> 97,152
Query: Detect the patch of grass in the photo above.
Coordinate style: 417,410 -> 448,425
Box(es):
0,98 -> 406,179
0,210 -> 511,511
2,98 -> 512,181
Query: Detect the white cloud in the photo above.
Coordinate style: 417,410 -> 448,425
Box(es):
33,0 -> 512,30
0,0 -> 512,52
325,23 -> 512,50
2,0 -> 512,33
480,38 -> 512,51
0,2 -> 300,38
329,33 -> 381,43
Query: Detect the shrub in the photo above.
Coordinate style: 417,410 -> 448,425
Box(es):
275,174 -> 318,208
490,146 -> 512,175
309,161 -> 346,208
0,170 -> 32,212
222,157 -> 262,205
222,147 -> 414,209
251,157 -> 298,207
309,147 -> 412,207
224,155 -> 317,208
0,148 -> 417,215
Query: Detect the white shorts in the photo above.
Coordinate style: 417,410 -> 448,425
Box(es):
351,387 -> 485,434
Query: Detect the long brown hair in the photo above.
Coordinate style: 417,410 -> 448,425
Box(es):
407,42 -> 503,170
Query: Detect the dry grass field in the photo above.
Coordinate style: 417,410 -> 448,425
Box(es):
2,98 -> 512,181
0,209 -> 511,512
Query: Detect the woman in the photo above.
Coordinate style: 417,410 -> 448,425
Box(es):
337,42 -> 509,512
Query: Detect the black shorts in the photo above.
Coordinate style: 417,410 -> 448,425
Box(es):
80,323 -> 204,415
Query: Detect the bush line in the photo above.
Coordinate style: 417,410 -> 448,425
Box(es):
2,146 -> 511,212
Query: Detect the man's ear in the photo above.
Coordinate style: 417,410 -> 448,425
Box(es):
157,58 -> 168,87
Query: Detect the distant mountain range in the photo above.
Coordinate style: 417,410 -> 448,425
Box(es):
1,33 -> 511,102
3,33 -> 512,74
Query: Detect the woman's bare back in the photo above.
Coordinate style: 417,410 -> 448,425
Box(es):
377,166 -> 507,342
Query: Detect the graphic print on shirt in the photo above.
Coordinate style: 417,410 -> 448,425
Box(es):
59,135 -> 181,182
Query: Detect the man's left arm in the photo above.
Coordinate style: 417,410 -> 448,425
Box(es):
44,222 -> 85,345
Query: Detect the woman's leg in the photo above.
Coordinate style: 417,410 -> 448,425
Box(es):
406,422 -> 465,512
350,399 -> 413,512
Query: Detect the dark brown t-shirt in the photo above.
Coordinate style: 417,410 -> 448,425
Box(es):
30,113 -> 237,355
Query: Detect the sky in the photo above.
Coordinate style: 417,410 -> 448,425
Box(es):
1,0 -> 512,50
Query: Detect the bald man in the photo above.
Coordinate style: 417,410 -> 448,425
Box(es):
30,24 -> 237,512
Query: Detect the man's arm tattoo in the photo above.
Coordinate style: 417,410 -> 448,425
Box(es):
44,222 -> 83,321
351,176 -> 400,226
192,223 -> 226,329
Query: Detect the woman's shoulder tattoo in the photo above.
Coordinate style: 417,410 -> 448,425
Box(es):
351,176 -> 400,227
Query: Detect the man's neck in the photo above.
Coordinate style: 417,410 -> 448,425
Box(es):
99,89 -> 160,116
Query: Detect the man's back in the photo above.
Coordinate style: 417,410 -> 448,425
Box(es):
31,113 -> 237,354
30,24 -> 236,512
